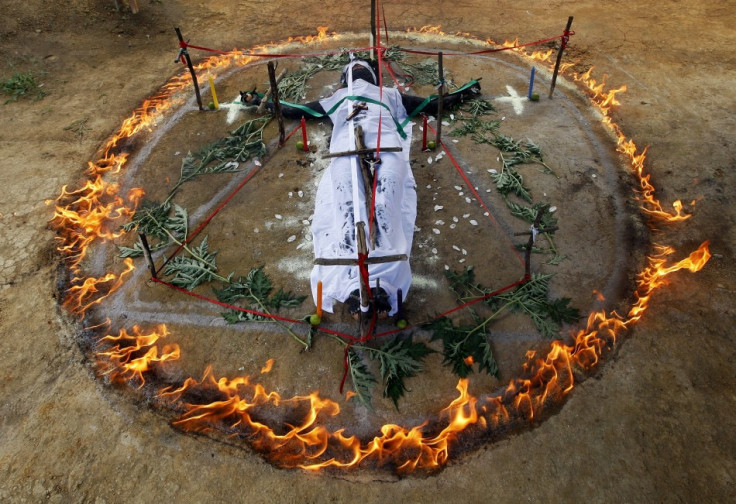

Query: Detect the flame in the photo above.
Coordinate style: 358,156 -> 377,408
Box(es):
261,358 -> 275,374
96,324 -> 179,388
63,258 -> 135,316
57,28 -> 712,473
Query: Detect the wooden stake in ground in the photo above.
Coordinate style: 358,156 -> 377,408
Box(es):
549,16 -> 574,98
436,51 -> 444,146
370,0 -> 377,60
174,27 -> 204,111
267,61 -> 285,145
138,233 -> 157,279
257,68 -> 287,114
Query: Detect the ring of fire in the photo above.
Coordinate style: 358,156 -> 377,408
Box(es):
51,27 -> 711,475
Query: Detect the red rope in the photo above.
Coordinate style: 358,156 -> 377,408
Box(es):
156,162 -> 262,275
175,30 -> 572,64
151,277 -> 361,342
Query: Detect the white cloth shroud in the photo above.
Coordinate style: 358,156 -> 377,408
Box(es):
310,78 -> 416,315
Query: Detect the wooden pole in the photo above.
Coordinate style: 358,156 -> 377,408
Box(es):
370,0 -> 377,60
436,51 -> 444,146
548,16 -> 574,99
174,27 -> 204,111
138,233 -> 157,279
257,68 -> 287,114
523,208 -> 546,277
267,61 -> 285,145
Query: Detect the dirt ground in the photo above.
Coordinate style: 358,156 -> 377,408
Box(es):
1,1 -> 734,502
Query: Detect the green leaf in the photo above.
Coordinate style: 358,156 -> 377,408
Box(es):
369,336 -> 433,409
168,203 -> 189,241
163,236 -> 219,290
347,349 -> 376,409
426,317 -> 499,378
117,243 -> 143,258
180,151 -> 199,180
266,288 -> 307,310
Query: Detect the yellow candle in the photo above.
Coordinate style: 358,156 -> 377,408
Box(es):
317,281 -> 323,317
208,75 -> 219,109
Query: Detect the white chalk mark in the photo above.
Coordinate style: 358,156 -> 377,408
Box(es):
495,85 -> 526,115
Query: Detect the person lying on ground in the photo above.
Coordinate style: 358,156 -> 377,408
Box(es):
242,58 -> 481,319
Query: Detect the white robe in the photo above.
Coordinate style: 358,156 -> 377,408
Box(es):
310,79 -> 416,315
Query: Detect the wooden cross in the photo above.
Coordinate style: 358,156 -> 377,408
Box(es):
314,222 -> 407,338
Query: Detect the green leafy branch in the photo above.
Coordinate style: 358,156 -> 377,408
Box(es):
446,267 -> 581,341
167,116 -> 269,202
323,333 -> 433,410
213,267 -> 308,348
425,317 -> 499,378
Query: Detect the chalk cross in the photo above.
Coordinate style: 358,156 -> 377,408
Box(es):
495,85 -> 526,115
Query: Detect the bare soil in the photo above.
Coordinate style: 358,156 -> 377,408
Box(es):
1,1 -> 734,502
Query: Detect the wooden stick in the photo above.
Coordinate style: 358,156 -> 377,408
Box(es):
138,233 -> 157,279
524,209 -> 546,277
322,146 -> 402,159
267,61 -> 285,145
257,68 -> 287,114
549,16 -> 574,99
174,27 -> 204,111
128,0 -> 139,14
370,0 -> 377,60
314,254 -> 407,266
436,51 -> 444,146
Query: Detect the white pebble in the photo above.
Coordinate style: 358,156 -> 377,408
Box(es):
452,245 -> 461,252
444,265 -> 450,270
459,259 -> 466,263
275,214 -> 283,220
434,205 -> 444,211
458,191 -> 464,196
453,217 -> 459,222
298,190 -> 304,198
288,192 -> 293,198
254,159 -> 262,166
549,206 -> 557,213
426,184 -> 432,189
302,219 -> 310,225
454,185 -> 463,191
432,228 -> 441,235
278,173 -> 284,178
287,235 -> 296,243
463,214 -> 470,219
427,157 -> 433,164
431,248 -> 438,254
452,139 -> 459,143
465,197 -> 472,203
450,223 -> 456,229
435,219 -> 445,225
254,228 -> 260,233
484,212 -> 489,216
470,220 -> 478,226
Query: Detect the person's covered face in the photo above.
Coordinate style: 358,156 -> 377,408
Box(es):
339,59 -> 378,87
